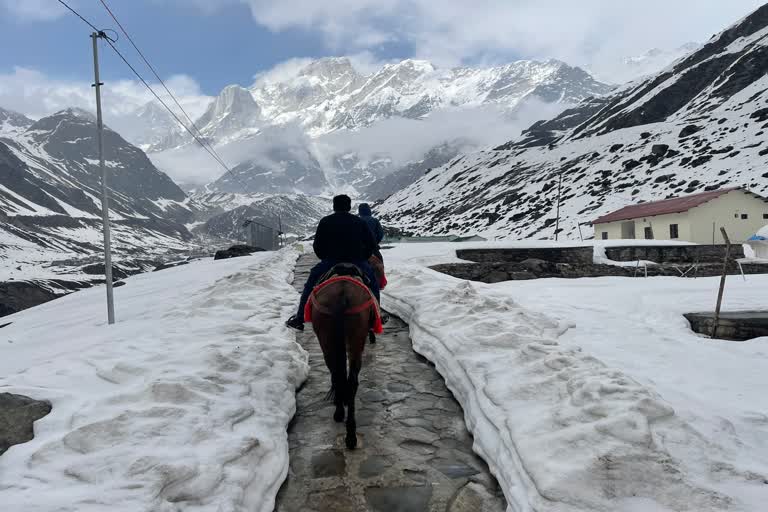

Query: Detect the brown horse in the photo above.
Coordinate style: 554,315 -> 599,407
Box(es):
309,276 -> 377,449
368,254 -> 385,288
367,254 -> 386,344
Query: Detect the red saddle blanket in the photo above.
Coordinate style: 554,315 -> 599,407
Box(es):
304,276 -> 384,334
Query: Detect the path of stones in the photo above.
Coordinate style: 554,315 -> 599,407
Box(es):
275,255 -> 507,512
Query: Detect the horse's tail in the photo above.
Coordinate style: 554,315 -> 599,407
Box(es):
326,290 -> 349,405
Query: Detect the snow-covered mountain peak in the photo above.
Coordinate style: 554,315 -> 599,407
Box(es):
385,58 -> 436,73
190,85 -> 262,144
137,100 -> 177,124
146,56 -> 612,194
57,107 -> 97,123
0,107 -> 33,137
204,85 -> 261,120
298,57 -> 360,82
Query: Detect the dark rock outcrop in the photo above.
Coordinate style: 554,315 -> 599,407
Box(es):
0,393 -> 52,455
214,244 -> 264,260
0,282 -> 59,317
679,125 -> 703,138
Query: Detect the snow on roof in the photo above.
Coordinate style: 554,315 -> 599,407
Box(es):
592,187 -> 765,224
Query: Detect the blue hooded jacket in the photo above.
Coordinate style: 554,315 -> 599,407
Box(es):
358,203 -> 384,244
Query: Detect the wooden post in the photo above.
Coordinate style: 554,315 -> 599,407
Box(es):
712,227 -> 732,338
554,173 -> 563,241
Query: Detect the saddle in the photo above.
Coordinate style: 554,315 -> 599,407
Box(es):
318,263 -> 371,287
304,269 -> 384,334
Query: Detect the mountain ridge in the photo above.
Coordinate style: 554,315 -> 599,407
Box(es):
377,4 -> 768,240
145,57 -> 614,196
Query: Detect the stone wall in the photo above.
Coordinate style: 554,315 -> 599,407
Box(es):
604,244 -> 745,263
685,311 -> 768,341
456,247 -> 594,265
431,260 -> 768,284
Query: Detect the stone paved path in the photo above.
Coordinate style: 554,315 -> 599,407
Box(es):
274,255 -> 507,512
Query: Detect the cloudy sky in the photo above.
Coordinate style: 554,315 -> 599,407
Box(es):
0,0 -> 765,120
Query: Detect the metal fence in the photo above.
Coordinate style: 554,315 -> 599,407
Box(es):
243,219 -> 281,250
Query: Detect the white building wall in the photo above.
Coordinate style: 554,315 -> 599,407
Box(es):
595,212 -> 691,241
688,190 -> 768,243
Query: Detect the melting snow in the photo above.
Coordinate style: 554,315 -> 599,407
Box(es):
0,249 -> 308,512
382,241 -> 768,511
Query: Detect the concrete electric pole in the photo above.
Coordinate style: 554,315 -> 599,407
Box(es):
91,31 -> 115,325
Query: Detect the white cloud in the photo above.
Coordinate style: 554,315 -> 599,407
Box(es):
0,66 -> 211,125
0,0 -> 65,21
317,100 -> 567,170
183,0 -> 766,82
252,58 -> 315,86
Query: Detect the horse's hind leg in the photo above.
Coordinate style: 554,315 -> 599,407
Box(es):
368,331 -> 376,344
332,370 -> 346,423
345,357 -> 362,449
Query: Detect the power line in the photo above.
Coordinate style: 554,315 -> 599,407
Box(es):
97,0 -> 221,161
103,38 -> 232,172
57,0 -> 99,32
57,0 -> 251,191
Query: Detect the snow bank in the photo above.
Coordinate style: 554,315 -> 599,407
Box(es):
383,256 -> 752,511
0,249 -> 308,512
507,274 -> 768,511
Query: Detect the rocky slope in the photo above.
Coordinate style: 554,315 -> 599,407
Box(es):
192,193 -> 331,241
377,5 -> 768,240
0,107 -> 201,313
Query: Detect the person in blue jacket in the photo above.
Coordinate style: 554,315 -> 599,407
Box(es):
358,203 -> 384,262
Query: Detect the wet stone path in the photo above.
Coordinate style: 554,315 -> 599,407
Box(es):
274,255 -> 506,512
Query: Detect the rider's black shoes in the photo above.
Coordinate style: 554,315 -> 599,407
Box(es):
285,315 -> 304,331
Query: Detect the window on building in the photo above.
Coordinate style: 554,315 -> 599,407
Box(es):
644,227 -> 654,239
734,213 -> 739,218
601,231 -> 608,240
669,224 -> 679,239
741,213 -> 749,220
764,213 -> 768,219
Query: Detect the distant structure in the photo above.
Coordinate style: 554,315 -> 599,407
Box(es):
593,187 -> 768,243
243,219 -> 281,250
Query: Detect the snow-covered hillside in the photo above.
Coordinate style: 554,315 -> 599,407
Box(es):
378,5 -> 768,239
0,249 -> 308,512
146,58 -> 613,196
0,107 -> 205,312
0,108 -> 198,255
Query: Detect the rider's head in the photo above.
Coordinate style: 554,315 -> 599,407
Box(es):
333,194 -> 352,212
358,203 -> 372,216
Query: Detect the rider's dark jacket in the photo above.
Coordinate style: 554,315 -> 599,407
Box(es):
313,211 -> 376,262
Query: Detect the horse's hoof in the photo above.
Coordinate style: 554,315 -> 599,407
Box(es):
334,409 -> 345,423
345,433 -> 357,449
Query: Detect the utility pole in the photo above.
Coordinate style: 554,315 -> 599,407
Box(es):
554,172 -> 563,241
92,31 -> 115,325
